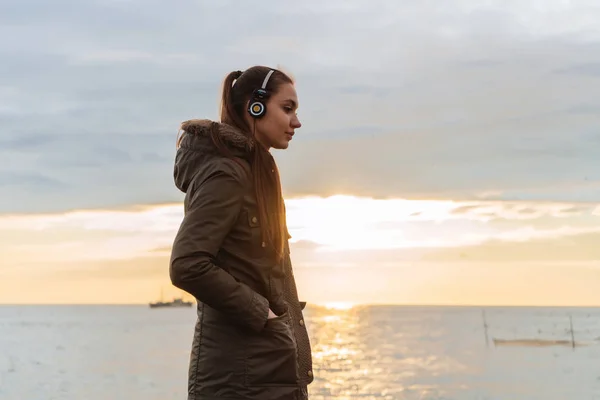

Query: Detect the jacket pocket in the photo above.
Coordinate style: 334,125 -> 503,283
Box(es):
244,314 -> 298,387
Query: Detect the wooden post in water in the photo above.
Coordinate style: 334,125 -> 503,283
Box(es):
569,314 -> 575,349
482,309 -> 489,348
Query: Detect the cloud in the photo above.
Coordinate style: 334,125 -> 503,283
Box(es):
0,130 -> 181,212
2,0 -> 600,212
447,202 -> 594,221
555,63 -> 600,77
565,103 -> 600,115
72,50 -> 156,64
422,231 -> 600,262
3,197 -> 599,268
0,171 -> 68,190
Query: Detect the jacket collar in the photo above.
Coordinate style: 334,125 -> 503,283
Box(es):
179,119 -> 254,153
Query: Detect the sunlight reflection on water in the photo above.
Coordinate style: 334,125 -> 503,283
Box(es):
2,305 -> 600,400
304,305 -> 600,400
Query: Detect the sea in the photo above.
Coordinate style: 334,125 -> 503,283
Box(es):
1,304 -> 600,400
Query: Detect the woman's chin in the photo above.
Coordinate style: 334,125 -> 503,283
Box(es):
272,140 -> 291,150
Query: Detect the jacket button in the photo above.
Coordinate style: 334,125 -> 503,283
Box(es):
261,242 -> 266,248
299,319 -> 304,326
307,370 -> 313,377
251,216 -> 258,224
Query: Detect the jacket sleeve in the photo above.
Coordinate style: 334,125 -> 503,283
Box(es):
169,163 -> 270,333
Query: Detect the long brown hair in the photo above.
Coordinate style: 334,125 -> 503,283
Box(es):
216,66 -> 293,259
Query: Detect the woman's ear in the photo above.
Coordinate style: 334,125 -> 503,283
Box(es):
243,101 -> 254,127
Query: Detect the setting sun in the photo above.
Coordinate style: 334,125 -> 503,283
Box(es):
323,302 -> 356,310
285,195 -> 461,251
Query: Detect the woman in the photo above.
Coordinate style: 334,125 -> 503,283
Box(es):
169,66 -> 314,400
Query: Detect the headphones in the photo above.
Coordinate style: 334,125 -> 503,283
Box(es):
247,69 -> 275,119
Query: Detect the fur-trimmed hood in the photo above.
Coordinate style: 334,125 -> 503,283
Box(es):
174,119 -> 253,194
179,119 -> 254,152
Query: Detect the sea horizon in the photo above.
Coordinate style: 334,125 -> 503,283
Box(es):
3,303 -> 600,308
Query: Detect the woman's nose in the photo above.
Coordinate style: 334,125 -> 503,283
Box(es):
292,116 -> 301,129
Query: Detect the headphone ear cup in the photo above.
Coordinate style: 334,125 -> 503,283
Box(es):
248,101 -> 266,118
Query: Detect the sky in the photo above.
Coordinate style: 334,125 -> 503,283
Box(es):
2,0 -> 600,305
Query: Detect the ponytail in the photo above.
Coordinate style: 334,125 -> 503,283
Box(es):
220,70 -> 247,131
221,71 -> 242,104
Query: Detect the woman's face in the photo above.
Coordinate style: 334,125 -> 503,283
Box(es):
249,83 -> 301,150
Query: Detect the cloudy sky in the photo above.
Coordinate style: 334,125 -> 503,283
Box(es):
2,0 -> 600,305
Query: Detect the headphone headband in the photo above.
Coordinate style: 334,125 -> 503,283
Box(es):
261,69 -> 275,90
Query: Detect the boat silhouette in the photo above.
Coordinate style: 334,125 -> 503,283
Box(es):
149,288 -> 193,308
